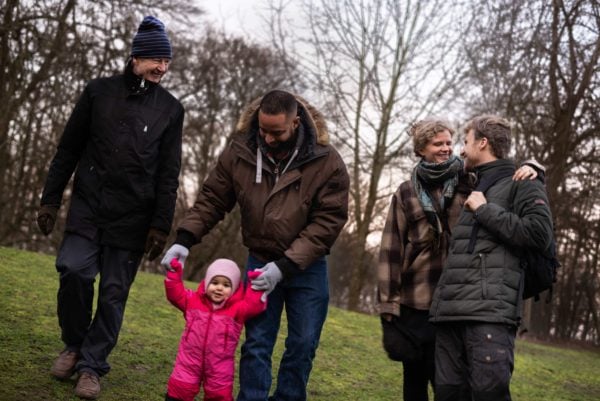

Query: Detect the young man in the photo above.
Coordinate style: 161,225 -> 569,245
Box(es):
38,16 -> 183,399
161,89 -> 349,401
429,115 -> 553,401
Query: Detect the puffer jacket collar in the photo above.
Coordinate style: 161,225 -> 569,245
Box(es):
473,159 -> 516,185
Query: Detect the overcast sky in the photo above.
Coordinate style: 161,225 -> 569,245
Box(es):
198,0 -> 268,39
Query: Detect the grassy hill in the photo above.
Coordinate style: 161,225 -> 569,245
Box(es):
0,246 -> 599,401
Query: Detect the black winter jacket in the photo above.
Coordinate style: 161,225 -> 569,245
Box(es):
41,68 -> 184,251
429,159 -> 553,326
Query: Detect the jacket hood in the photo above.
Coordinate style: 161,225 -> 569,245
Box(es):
235,94 -> 329,146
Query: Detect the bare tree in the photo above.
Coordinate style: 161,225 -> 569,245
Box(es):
461,0 -> 600,343
266,0 -> 465,310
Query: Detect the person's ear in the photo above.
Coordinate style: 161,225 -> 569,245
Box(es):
292,116 -> 300,130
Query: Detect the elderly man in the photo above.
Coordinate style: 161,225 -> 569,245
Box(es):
38,15 -> 184,399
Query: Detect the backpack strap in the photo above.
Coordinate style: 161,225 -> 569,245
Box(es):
508,179 -> 519,212
467,167 -> 515,253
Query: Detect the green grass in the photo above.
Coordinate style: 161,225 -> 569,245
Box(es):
0,246 -> 599,400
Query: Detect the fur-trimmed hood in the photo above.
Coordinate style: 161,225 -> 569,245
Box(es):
235,94 -> 329,146
176,93 -> 349,270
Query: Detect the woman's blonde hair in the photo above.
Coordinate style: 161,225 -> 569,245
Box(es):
409,118 -> 455,158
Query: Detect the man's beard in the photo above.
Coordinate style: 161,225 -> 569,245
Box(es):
260,133 -> 297,159
267,138 -> 295,153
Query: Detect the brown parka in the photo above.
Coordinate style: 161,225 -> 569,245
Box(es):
175,95 -> 349,271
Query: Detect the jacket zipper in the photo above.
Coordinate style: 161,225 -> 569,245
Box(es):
202,310 -> 214,368
183,315 -> 195,343
480,253 -> 488,299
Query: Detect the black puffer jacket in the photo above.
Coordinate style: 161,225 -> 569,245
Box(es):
41,66 -> 184,251
429,159 -> 553,326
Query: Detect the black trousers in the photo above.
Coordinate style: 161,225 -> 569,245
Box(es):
55,233 -> 142,376
434,322 -> 516,401
402,341 -> 435,401
382,305 -> 436,401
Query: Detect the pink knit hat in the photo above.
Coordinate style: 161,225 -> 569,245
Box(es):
204,259 -> 241,293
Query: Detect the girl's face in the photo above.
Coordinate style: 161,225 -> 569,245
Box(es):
418,130 -> 453,164
206,275 -> 233,304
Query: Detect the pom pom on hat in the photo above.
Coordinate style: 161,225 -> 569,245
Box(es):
204,259 -> 241,293
131,15 -> 172,59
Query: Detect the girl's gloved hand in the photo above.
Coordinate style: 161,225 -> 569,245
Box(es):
161,244 -> 189,270
166,258 -> 183,281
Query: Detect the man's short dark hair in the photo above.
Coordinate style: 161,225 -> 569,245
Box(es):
259,90 -> 298,117
464,115 -> 511,159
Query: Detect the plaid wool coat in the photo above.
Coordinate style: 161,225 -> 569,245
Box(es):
377,174 -> 471,316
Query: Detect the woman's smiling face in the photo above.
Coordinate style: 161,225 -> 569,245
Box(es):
418,130 -> 453,163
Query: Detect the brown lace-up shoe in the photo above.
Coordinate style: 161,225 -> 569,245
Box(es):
74,371 -> 101,399
50,350 -> 79,379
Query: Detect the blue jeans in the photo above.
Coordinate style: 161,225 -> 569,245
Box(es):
237,256 -> 329,401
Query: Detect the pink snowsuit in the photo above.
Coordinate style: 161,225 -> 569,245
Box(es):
165,267 -> 265,401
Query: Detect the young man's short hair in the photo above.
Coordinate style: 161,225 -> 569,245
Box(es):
464,115 -> 511,159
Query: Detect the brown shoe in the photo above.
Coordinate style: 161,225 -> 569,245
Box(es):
50,349 -> 79,379
74,371 -> 101,399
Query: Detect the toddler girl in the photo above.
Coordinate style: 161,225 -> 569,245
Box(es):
164,258 -> 265,401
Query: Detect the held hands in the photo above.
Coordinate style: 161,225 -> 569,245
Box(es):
166,258 -> 183,280
144,228 -> 167,261
250,262 -> 283,302
37,205 -> 58,236
465,191 -> 487,212
247,270 -> 262,281
161,244 -> 189,271
246,270 -> 267,302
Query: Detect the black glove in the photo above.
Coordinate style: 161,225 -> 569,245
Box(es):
37,205 -> 58,236
144,228 -> 167,261
381,315 -> 421,362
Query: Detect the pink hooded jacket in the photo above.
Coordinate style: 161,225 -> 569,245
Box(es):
165,264 -> 265,393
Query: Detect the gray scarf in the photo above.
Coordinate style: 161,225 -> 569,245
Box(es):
412,155 -> 463,250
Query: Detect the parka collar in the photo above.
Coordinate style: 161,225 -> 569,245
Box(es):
123,59 -> 158,96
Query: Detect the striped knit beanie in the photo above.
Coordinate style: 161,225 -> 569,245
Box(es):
131,16 -> 172,59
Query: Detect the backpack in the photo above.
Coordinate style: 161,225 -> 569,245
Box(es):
508,181 -> 560,302
467,168 -> 560,302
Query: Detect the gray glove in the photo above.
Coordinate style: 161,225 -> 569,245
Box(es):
160,244 -> 189,271
251,262 -> 283,301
